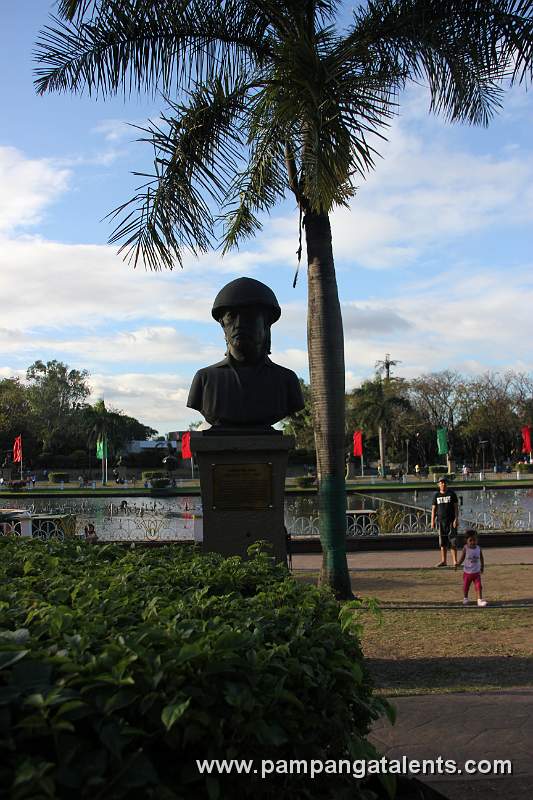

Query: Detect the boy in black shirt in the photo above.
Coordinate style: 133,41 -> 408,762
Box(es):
431,476 -> 459,567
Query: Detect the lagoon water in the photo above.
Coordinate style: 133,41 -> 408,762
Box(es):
3,486 -> 533,540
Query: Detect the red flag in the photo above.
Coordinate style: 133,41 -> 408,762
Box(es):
181,431 -> 192,459
522,425 -> 532,454
353,430 -> 363,457
13,435 -> 22,463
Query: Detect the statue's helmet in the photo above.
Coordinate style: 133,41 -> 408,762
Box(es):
211,277 -> 281,323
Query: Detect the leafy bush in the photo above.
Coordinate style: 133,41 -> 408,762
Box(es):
48,471 -> 70,483
427,465 -> 447,475
0,541 -> 389,799
288,449 -> 316,465
7,480 -> 26,491
66,450 -> 89,469
428,467 -> 455,480
141,470 -> 166,481
294,475 -> 315,488
151,478 -> 171,489
375,507 -> 403,533
515,462 -> 533,472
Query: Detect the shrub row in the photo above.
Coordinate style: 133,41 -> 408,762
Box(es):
0,541 -> 390,799
48,472 -> 70,484
141,470 -> 167,481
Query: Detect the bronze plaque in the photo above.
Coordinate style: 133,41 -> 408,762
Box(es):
212,463 -> 272,510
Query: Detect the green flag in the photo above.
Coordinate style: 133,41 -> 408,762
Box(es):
96,435 -> 108,459
437,428 -> 448,456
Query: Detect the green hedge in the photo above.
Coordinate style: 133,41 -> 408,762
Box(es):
0,542 -> 390,799
151,478 -> 171,488
141,470 -> 166,481
515,462 -> 533,472
48,472 -> 70,483
294,475 -> 316,488
428,466 -> 455,480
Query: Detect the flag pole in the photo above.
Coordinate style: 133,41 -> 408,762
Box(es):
20,436 -> 23,482
360,454 -> 363,477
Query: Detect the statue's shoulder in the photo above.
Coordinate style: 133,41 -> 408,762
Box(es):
193,359 -> 230,377
265,359 -> 299,378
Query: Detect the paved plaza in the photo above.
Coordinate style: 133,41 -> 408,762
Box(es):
294,547 -> 533,799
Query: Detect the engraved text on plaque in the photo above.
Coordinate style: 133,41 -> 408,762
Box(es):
212,463 -> 272,510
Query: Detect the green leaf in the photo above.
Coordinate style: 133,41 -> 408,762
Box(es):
378,771 -> 397,800
24,693 -> 45,708
161,698 -> 191,731
0,650 -> 29,670
0,628 -> 30,644
206,775 -> 220,800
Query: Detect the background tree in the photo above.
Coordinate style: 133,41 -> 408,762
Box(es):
0,379 -> 36,470
26,360 -> 90,455
408,371 -> 464,465
35,0 -> 533,597
349,377 -> 410,476
82,399 -> 157,460
281,379 -> 315,452
459,372 -> 524,466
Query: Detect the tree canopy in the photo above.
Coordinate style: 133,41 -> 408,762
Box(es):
0,361 -> 157,465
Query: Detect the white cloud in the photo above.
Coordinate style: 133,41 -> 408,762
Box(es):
342,265 -> 533,380
88,371 -> 202,433
2,103 -> 533,433
0,146 -> 70,232
92,119 -> 136,143
330,120 -> 533,269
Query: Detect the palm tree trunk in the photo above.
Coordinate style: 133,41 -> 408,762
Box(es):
305,210 -> 352,600
378,425 -> 386,477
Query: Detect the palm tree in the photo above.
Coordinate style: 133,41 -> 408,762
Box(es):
85,398 -> 115,460
35,1 -> 533,598
352,378 -> 410,476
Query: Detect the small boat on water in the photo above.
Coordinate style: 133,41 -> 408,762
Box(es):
0,509 -> 76,540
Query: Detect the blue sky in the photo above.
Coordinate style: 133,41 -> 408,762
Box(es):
1,1 -> 532,434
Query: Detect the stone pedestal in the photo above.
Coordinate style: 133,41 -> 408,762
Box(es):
190,433 -> 294,561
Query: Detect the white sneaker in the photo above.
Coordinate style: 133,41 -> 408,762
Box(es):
462,598 -> 470,605
477,599 -> 487,607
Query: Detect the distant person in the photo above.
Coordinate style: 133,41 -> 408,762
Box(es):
414,464 -> 420,478
462,464 -> 469,480
456,529 -> 487,606
431,476 -> 459,567
84,523 -> 98,543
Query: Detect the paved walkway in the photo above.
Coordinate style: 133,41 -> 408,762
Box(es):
292,546 -> 533,570
294,548 -> 533,797
370,690 -> 533,799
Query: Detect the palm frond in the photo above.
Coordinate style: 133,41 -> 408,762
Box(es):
107,75 -> 250,269
57,0 -> 92,22
260,26 -> 395,212
35,0 -> 270,97
219,117 -> 288,252
349,0 -> 533,126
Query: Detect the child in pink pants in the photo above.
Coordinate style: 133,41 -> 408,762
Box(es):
456,529 -> 487,607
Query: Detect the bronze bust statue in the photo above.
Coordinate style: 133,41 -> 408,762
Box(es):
187,278 -> 304,429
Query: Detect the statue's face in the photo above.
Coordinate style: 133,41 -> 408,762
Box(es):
220,305 -> 269,364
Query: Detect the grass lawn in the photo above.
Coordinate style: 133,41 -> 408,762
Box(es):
296,565 -> 533,696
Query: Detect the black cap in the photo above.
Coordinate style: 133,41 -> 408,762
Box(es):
211,277 -> 281,323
